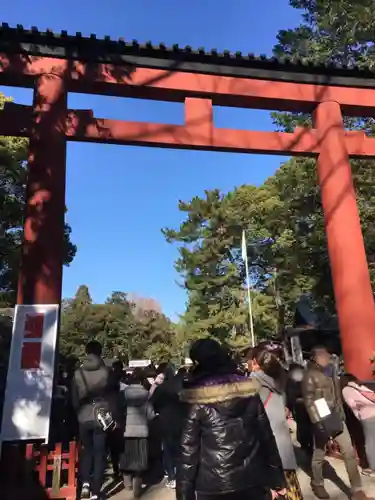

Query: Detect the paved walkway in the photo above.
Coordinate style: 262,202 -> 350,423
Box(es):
105,455 -> 375,499
107,480 -> 175,500
297,455 -> 375,499
104,424 -> 375,499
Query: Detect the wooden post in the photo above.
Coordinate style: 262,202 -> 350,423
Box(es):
17,72 -> 67,306
314,101 -> 375,379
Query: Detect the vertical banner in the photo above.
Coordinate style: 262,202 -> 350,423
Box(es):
0,304 -> 59,442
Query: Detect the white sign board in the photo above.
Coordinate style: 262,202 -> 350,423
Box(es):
129,359 -> 151,368
1,304 -> 59,442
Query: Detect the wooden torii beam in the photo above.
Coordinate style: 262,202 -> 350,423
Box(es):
1,102 -> 375,158
1,53 -> 375,116
0,37 -> 375,378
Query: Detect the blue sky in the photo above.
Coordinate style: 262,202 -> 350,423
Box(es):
1,1 -> 302,319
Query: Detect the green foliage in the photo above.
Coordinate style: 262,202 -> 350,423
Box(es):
0,92 -> 77,306
277,1 -> 375,63
137,310 -> 179,363
60,285 -> 177,363
272,0 -> 375,132
163,0 -> 375,347
163,190 -> 246,342
271,0 -> 375,298
162,188 -> 281,346
266,0 -> 375,308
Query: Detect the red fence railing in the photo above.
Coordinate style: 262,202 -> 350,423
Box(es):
1,441 -> 78,500
25,441 -> 77,500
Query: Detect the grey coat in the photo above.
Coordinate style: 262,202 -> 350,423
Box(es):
254,371 -> 297,470
71,354 -> 120,426
123,384 -> 155,438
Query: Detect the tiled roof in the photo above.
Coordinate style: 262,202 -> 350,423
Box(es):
0,23 -> 374,79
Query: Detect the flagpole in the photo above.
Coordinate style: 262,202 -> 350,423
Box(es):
242,230 -> 255,347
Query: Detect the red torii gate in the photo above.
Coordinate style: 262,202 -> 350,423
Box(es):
1,24 -> 375,378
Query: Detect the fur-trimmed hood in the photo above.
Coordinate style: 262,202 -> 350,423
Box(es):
180,374 -> 260,405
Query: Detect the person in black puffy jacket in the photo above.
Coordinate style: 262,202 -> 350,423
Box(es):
177,338 -> 287,500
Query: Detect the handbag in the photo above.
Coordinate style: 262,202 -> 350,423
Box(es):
313,396 -> 343,439
317,408 -> 343,439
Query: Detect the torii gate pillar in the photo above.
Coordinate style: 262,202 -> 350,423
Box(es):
17,72 -> 67,305
314,101 -> 375,379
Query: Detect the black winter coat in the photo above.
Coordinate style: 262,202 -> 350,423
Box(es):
177,372 -> 286,500
150,373 -> 185,439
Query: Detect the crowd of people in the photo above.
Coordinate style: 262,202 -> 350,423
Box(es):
69,338 -> 375,500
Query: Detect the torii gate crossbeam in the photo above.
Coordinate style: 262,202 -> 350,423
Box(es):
1,24 -> 375,378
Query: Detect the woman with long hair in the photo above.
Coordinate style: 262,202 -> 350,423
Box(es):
177,338 -> 287,500
150,362 -> 182,489
120,368 -> 155,498
246,341 -> 303,500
